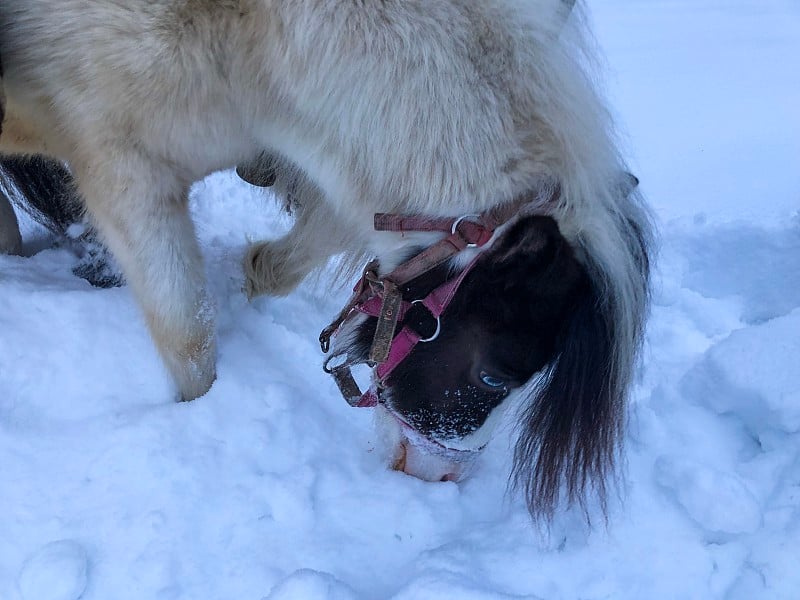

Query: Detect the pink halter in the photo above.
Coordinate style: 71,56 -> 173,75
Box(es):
320,196 -> 537,408
357,253 -> 481,387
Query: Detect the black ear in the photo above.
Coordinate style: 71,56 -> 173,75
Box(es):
482,215 -> 586,296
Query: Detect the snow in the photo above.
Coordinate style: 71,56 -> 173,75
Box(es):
1,2 -> 799,599
17,540 -> 88,600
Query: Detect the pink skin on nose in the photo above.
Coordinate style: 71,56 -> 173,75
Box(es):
394,440 -> 471,482
382,409 -> 482,483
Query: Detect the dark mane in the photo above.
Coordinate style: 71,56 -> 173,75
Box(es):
0,155 -> 81,234
512,193 -> 653,521
0,156 -> 122,287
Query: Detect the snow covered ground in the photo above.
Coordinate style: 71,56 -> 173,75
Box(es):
1,1 -> 799,599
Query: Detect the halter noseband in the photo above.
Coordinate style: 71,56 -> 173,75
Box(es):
320,196 -> 534,408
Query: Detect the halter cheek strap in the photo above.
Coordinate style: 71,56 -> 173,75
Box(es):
319,211 -> 501,363
365,254 -> 480,384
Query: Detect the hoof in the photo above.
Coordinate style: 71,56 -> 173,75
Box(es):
244,241 -> 307,298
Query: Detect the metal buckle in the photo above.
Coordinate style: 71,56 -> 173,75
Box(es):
410,300 -> 441,342
450,214 -> 482,248
319,259 -> 380,354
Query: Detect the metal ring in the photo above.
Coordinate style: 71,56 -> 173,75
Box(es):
411,300 -> 441,342
450,214 -> 482,248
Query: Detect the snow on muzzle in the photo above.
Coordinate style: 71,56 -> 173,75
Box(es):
375,404 -> 484,483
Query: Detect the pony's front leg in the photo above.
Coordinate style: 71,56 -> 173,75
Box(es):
244,175 -> 352,298
245,221 -> 324,298
78,163 -> 215,401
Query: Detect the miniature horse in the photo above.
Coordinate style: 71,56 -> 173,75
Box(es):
0,0 -> 652,519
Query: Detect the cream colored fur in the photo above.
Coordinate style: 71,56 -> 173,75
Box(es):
241,152 -> 364,298
0,0 -> 648,402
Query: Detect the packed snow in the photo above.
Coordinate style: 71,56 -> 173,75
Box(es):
1,2 -> 798,599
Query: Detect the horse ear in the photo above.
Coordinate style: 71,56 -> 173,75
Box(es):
486,215 -> 585,298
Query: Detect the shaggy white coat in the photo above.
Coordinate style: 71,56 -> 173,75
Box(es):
0,0 -> 648,423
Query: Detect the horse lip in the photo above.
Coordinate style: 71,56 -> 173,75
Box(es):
379,402 -> 485,487
394,437 -> 479,483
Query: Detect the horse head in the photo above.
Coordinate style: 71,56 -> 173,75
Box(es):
323,172 -> 650,520
234,0 -> 653,521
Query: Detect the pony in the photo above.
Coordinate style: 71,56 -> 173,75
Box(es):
0,0 -> 652,520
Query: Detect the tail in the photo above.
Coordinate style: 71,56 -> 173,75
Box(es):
0,155 -> 122,287
0,155 -> 83,235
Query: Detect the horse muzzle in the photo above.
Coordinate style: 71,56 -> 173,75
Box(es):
377,404 -> 483,483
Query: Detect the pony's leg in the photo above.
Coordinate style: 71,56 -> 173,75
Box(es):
0,110 -> 56,156
244,203 -> 342,298
244,197 -> 350,298
0,103 -> 63,257
76,158 -> 215,401
1,94 -> 32,254
0,187 -> 22,254
242,154 -> 353,297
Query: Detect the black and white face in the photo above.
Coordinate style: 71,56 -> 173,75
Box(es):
342,215 -> 591,481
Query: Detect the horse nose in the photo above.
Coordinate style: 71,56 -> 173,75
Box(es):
393,440 -> 470,483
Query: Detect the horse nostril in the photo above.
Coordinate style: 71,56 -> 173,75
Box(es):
440,473 -> 458,482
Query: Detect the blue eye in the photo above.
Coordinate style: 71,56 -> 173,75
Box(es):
480,372 -> 506,388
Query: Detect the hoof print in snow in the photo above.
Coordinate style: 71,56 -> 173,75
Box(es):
655,457 -> 762,536
18,540 -> 89,600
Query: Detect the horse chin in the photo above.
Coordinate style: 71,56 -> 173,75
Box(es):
374,403 -> 482,483
330,313 -> 489,483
